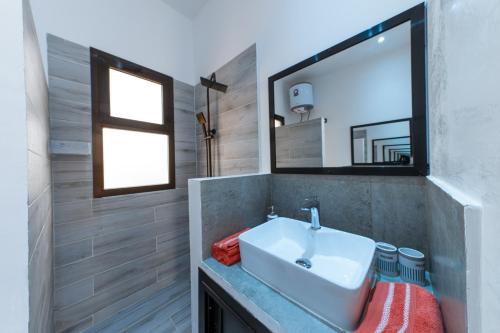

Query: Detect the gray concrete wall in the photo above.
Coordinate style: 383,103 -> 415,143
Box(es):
199,174 -> 271,259
426,178 -> 481,333
271,174 -> 429,257
48,35 -> 194,332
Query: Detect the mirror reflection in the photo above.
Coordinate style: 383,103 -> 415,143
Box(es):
273,21 -> 413,168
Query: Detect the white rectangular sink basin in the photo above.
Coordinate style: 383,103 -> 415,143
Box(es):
239,217 -> 375,331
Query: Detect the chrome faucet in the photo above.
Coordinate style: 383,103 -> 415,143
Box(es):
301,198 -> 321,230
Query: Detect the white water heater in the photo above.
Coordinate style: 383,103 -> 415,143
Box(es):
289,82 -> 314,114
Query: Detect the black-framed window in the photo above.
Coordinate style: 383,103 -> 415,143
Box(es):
91,48 -> 175,198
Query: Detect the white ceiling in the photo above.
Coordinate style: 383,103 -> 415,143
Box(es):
161,0 -> 207,20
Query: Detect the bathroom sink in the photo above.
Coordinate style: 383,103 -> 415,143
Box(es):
239,217 -> 375,331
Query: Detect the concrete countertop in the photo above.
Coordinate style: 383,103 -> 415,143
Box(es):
200,257 -> 342,333
200,258 -> 435,333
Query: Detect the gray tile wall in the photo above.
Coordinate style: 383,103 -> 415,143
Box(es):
276,118 -> 324,168
24,1 -> 53,332
47,35 -> 195,332
271,174 -> 429,258
199,174 -> 272,259
426,180 -> 467,333
195,45 -> 258,177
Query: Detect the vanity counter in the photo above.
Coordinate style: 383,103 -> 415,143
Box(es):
200,257 -> 341,333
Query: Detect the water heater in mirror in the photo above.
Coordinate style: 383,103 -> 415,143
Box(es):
289,83 -> 313,114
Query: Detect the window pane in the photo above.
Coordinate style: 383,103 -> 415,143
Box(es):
109,68 -> 163,124
102,128 -> 169,189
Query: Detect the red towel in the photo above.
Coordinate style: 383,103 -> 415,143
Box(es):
355,282 -> 444,333
212,228 -> 250,266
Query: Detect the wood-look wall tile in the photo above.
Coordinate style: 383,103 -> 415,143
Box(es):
27,96 -> 50,157
90,279 -> 189,331
93,242 -> 186,295
28,187 -> 52,259
157,231 -> 190,254
220,139 -> 259,160
28,223 -> 53,333
54,239 -> 93,267
53,200 -> 93,225
91,278 -> 176,327
55,239 -> 156,288
157,252 -> 190,283
54,270 -> 156,332
55,316 -> 93,333
49,76 -> 90,106
54,208 -> 154,245
54,278 -> 93,310
49,97 -> 91,123
48,54 -> 90,85
50,118 -> 92,143
48,35 -> 195,330
154,201 -> 189,222
216,102 -> 257,132
48,34 -> 90,65
52,160 -> 92,183
91,188 -> 188,214
53,180 -> 92,204
93,221 -> 158,256
122,282 -> 189,333
25,6 -> 53,331
170,294 -> 191,327
28,152 -> 51,203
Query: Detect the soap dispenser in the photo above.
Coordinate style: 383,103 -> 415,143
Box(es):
267,206 -> 278,221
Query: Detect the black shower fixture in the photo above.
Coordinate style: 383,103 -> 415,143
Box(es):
196,112 -> 208,137
198,73 -> 228,177
200,73 -> 228,93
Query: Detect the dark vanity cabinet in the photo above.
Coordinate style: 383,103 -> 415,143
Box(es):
199,269 -> 271,333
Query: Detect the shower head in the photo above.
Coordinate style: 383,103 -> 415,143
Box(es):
196,112 -> 206,125
200,73 -> 228,93
196,112 -> 208,137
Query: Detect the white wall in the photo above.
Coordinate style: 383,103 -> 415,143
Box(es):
30,0 -> 196,85
428,0 -> 500,330
0,1 -> 30,332
193,0 -> 422,172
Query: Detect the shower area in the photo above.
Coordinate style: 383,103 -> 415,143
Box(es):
195,44 -> 259,177
46,33 -> 258,331
196,73 -> 228,177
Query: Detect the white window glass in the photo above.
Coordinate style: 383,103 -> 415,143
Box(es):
109,69 -> 163,124
102,128 -> 169,189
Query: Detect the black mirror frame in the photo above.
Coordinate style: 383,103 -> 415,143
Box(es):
268,3 -> 428,176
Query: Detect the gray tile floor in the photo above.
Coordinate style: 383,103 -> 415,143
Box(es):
84,286 -> 191,333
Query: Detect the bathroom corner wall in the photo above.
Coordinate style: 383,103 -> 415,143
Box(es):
426,178 -> 481,333
24,0 -> 53,332
271,174 -> 429,257
195,45 -> 258,177
188,174 -> 272,333
48,35 -> 195,332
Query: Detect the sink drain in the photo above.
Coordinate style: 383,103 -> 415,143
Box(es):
295,258 -> 312,269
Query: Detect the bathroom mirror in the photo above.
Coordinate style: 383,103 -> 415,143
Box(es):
269,4 -> 427,176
